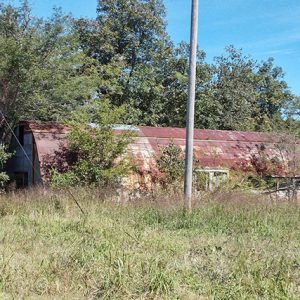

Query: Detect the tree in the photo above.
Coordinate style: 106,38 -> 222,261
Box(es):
96,0 -> 167,66
74,2 -> 298,131
0,1 -> 100,140
162,42 -> 212,128
75,0 -> 175,125
1,1 -> 297,138
205,46 -> 298,131
205,47 -> 258,131
48,100 -> 134,187
253,58 -> 295,131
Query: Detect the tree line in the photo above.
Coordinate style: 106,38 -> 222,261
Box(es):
1,0 -> 299,135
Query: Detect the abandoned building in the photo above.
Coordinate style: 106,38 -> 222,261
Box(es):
6,121 -> 300,189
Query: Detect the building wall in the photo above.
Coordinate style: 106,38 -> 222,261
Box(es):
6,126 -> 42,187
6,122 -> 300,189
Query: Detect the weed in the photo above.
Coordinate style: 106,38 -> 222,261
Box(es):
0,188 -> 299,298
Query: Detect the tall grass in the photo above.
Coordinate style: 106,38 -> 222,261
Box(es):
0,188 -> 299,299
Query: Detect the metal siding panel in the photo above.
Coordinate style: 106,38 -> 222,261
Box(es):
11,121 -> 299,184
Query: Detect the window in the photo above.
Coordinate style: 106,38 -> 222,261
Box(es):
193,169 -> 229,192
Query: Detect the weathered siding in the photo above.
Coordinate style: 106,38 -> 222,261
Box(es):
6,121 -> 300,187
6,125 -> 42,186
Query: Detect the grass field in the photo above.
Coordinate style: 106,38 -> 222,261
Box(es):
0,189 -> 299,299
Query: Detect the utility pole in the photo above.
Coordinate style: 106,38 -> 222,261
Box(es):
184,0 -> 199,211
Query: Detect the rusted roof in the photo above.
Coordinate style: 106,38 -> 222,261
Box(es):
139,126 -> 279,143
22,121 -> 299,180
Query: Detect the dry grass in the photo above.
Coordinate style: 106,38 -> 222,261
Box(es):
0,188 -> 299,299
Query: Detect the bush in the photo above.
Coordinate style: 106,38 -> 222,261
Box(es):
48,100 -> 135,187
49,170 -> 79,187
155,141 -> 184,186
0,145 -> 11,189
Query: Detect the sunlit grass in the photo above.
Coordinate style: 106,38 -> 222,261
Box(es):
0,188 -> 299,299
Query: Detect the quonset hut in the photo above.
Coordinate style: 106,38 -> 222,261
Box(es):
6,122 -> 67,187
6,121 -> 299,188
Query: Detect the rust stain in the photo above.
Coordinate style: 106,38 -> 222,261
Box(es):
21,121 -> 300,184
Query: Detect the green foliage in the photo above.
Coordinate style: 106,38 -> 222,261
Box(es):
161,42 -> 212,127
75,0 -> 175,126
202,46 -> 298,131
50,100 -> 134,187
1,0 -> 299,148
193,171 -> 210,191
76,2 -> 298,131
0,145 -> 11,188
96,0 -> 167,64
219,171 -> 271,191
49,170 -> 79,188
156,141 -> 184,185
0,1 -> 100,138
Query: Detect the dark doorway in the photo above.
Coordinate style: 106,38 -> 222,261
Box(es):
14,172 -> 28,188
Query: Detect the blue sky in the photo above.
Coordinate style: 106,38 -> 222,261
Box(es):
5,0 -> 300,95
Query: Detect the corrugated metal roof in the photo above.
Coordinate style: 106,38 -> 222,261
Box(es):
22,121 -> 299,181
139,126 -> 279,143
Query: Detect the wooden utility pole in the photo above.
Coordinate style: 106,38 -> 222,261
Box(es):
184,0 -> 199,211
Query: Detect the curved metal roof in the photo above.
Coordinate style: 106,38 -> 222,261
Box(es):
21,121 -> 299,181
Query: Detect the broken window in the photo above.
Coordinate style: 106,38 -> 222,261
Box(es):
193,169 -> 229,192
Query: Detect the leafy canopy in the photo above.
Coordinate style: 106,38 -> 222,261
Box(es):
0,0 -> 298,143
0,1 -> 100,131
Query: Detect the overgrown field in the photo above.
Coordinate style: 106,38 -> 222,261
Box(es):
0,189 -> 299,299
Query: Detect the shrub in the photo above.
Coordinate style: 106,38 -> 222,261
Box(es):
147,141 -> 185,189
0,145 -> 11,189
49,170 -> 79,187
48,100 -> 135,187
